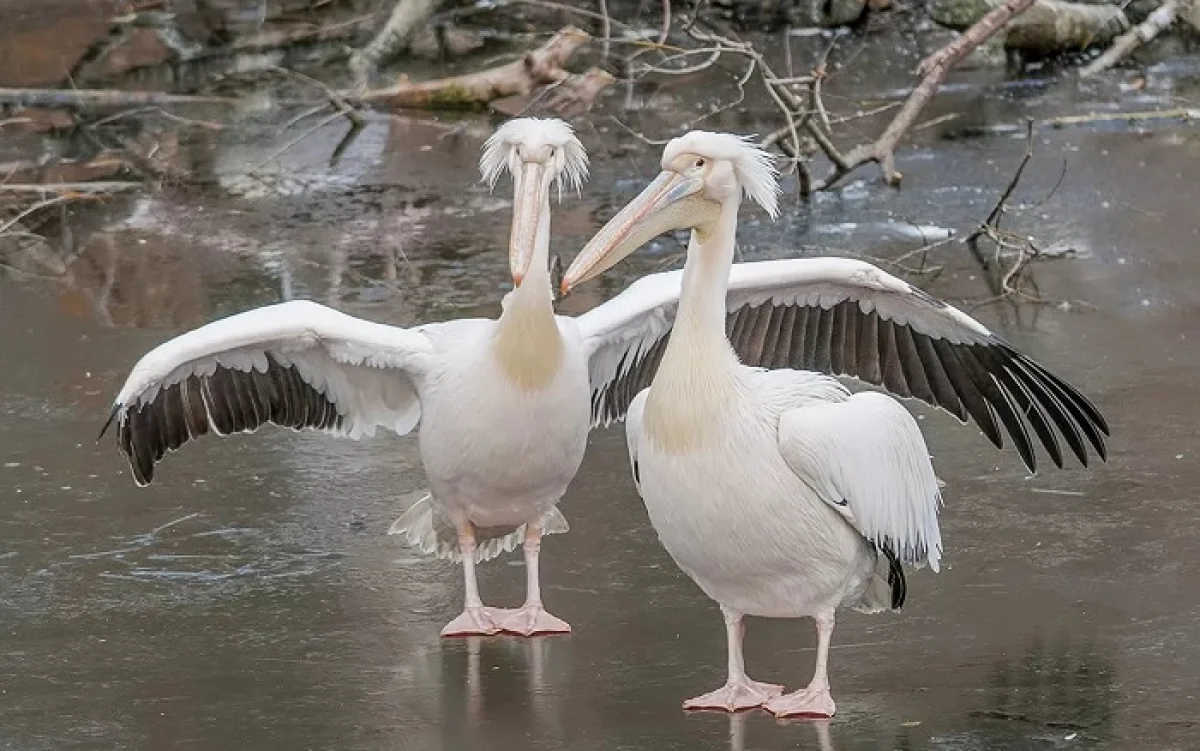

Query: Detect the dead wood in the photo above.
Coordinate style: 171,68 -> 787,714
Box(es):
811,0 -> 1036,192
1185,0 -> 1200,30
0,89 -> 238,109
1081,0 -> 1181,76
358,26 -> 592,110
1004,0 -> 1129,53
349,0 -> 442,88
965,119 -> 1074,309
0,108 -> 77,133
0,155 -> 130,186
490,67 -> 616,117
0,182 -> 144,195
1046,107 -> 1199,125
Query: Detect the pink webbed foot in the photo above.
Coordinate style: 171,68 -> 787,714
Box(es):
440,607 -> 502,637
764,686 -> 836,719
682,678 -> 785,713
495,606 -> 571,637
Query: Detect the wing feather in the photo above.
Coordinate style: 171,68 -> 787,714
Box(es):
779,391 -> 944,571
575,258 -> 1108,472
101,300 -> 434,485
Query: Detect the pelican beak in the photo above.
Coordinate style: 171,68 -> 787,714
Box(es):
509,160 -> 547,288
561,171 -> 703,293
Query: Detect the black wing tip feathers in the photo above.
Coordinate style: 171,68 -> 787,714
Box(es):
98,404 -> 121,441
880,545 -> 907,611
109,361 -> 348,487
720,294 -> 1111,475
1004,345 -> 1111,469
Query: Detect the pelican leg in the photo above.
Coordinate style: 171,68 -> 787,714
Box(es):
496,524 -> 571,636
765,610 -> 837,718
441,522 -> 501,638
683,606 -> 783,712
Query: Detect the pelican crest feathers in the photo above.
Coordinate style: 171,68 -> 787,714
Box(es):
479,117 -> 589,201
664,130 -> 781,220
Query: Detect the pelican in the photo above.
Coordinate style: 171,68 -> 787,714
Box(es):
559,131 -> 1109,717
100,117 -> 598,638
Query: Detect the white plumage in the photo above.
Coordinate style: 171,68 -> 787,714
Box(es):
104,121 -> 1107,668
560,129 -> 1108,717
104,118 -> 598,639
778,390 -> 943,572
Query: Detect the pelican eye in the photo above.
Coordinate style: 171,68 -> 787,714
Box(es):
694,158 -> 705,168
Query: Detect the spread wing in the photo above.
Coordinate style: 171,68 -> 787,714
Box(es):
574,257 -> 1109,472
100,299 -> 435,485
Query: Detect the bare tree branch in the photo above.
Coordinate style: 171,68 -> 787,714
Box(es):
1081,0 -> 1181,76
811,0 -> 1037,192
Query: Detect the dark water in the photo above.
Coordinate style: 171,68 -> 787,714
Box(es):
4,21 -> 1200,751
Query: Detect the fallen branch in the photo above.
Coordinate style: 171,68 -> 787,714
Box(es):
272,66 -> 365,128
88,106 -> 224,131
0,182 -> 143,194
348,0 -> 442,88
359,26 -> 591,110
0,193 -> 104,237
0,155 -> 130,185
494,66 -> 616,117
932,0 -> 1128,53
0,88 -> 238,109
1045,107 -> 1199,126
811,0 -> 1036,191
1080,0 -> 1180,76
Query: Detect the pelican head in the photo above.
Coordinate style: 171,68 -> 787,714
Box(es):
561,131 -> 779,292
480,117 -> 588,288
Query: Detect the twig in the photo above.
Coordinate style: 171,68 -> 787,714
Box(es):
1032,158 -> 1069,208
272,66 -> 365,127
1045,107 -> 1199,127
246,110 -> 345,175
598,0 -> 611,61
680,24 -> 811,176
766,75 -> 816,85
826,101 -> 903,125
505,0 -> 635,30
811,0 -> 1037,192
1081,0 -> 1181,77
279,104 -> 332,131
88,106 -> 224,130
965,119 -> 1053,305
783,25 -> 795,79
271,69 -> 367,168
608,116 -> 671,146
968,119 -> 1035,242
0,194 -> 92,236
629,46 -> 725,80
911,112 -> 961,132
811,39 -> 838,135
